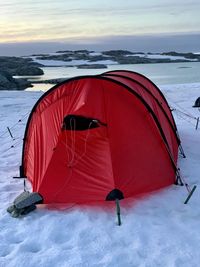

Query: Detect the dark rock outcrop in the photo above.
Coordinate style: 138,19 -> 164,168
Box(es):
0,56 -> 44,90
0,70 -> 32,90
15,66 -> 44,76
56,49 -> 93,54
76,64 -> 107,69
114,56 -> 189,64
36,52 -> 113,63
36,54 -> 72,62
31,78 -> 66,84
162,51 -> 200,60
102,50 -> 133,56
115,56 -> 169,64
0,56 -> 44,76
88,55 -> 114,62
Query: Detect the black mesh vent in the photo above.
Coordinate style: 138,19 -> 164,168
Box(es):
62,115 -> 100,131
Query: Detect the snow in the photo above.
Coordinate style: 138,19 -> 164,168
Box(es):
0,83 -> 200,267
32,58 -> 117,66
89,52 -> 102,56
147,54 -> 196,61
32,58 -> 74,66
126,54 -> 197,61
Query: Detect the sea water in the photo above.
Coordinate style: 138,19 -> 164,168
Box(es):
24,61 -> 200,91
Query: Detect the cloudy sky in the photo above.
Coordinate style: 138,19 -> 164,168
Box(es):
0,0 -> 200,55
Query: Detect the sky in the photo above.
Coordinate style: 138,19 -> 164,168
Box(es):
0,0 -> 200,55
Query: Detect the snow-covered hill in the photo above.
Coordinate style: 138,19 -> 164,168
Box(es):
0,83 -> 200,267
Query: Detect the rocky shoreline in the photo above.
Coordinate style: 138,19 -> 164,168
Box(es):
0,57 -> 44,90
0,70 -> 33,90
34,49 -> 200,65
31,78 -> 66,84
1,50 -> 199,90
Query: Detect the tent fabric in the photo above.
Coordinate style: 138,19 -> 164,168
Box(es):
21,71 -> 180,204
101,71 -> 180,160
102,70 -> 177,130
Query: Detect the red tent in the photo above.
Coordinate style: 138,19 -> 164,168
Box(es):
21,70 -> 181,204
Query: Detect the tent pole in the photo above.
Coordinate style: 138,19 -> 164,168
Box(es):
115,199 -> 121,226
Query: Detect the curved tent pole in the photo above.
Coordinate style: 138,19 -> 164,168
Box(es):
102,69 -> 178,128
102,71 -> 186,158
101,74 -> 181,145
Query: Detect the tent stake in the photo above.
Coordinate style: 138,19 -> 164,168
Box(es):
184,185 -> 197,204
115,198 -> 121,226
179,144 -> 186,158
7,127 -> 14,139
195,117 -> 199,130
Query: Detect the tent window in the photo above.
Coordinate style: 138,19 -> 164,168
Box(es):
62,115 -> 100,131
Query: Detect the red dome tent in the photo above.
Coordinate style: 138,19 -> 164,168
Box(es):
20,71 -> 182,204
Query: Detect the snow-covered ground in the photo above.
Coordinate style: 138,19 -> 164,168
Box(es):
0,83 -> 200,267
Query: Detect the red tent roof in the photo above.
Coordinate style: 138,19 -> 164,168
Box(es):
21,71 -> 180,204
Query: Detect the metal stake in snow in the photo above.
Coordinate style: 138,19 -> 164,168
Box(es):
7,126 -> 14,140
184,185 -> 197,204
176,169 -> 197,204
115,199 -> 121,226
195,117 -> 199,130
193,97 -> 200,130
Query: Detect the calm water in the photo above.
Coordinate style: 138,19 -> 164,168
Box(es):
24,61 -> 200,91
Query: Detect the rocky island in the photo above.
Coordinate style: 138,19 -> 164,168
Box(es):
0,57 -> 44,90
34,49 -> 200,66
1,50 -> 200,90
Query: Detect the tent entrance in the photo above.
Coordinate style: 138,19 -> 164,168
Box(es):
37,113 -> 114,203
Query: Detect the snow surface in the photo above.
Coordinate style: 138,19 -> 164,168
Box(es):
0,83 -> 200,267
32,57 -> 117,67
126,54 -> 197,61
146,54 -> 197,61
32,58 -> 117,66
